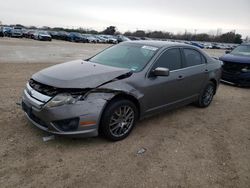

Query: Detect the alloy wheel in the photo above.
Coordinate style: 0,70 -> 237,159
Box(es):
109,105 -> 135,137
202,85 -> 214,106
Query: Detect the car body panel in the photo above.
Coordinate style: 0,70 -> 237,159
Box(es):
220,54 -> 250,64
32,59 -> 132,88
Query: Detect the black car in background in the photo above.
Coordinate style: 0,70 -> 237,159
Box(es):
68,32 -> 88,42
0,27 -> 4,37
57,31 -> 69,40
48,31 -> 59,39
49,31 -> 70,41
219,43 -> 250,87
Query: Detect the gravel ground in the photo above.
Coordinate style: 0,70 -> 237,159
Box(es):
0,38 -> 249,188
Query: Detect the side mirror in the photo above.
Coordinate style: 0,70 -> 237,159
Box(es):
152,67 -> 170,77
225,50 -> 231,54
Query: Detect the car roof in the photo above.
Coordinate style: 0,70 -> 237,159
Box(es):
122,40 -> 191,48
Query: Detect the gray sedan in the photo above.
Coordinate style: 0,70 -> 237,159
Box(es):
22,41 -> 222,141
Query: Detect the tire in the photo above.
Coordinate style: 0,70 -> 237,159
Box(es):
100,99 -> 138,141
196,81 -> 215,108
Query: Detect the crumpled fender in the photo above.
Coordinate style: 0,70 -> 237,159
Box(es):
83,79 -> 143,105
94,80 -> 144,101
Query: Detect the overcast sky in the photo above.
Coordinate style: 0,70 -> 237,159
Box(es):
1,0 -> 249,37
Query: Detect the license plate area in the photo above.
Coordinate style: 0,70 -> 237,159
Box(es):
22,101 -> 32,116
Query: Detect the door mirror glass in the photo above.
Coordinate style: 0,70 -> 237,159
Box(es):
153,67 -> 170,76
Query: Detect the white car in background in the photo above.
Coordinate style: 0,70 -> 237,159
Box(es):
11,27 -> 23,38
204,43 -> 213,49
33,31 -> 52,41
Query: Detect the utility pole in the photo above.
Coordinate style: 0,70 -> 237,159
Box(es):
194,29 -> 197,41
194,29 -> 197,35
216,28 -> 222,36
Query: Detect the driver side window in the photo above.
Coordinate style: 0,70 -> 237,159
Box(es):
154,48 -> 182,71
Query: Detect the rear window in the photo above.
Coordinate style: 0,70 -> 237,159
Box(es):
183,49 -> 205,67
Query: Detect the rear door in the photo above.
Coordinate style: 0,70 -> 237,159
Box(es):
180,48 -> 207,97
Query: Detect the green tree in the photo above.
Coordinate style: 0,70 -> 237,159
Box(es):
102,26 -> 116,35
234,34 -> 242,44
134,30 -> 146,37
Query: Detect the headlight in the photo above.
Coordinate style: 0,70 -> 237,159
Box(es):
242,67 -> 250,73
46,93 -> 81,108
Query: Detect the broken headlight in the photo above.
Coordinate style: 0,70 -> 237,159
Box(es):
46,93 -> 82,108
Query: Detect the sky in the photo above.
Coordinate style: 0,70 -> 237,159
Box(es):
0,0 -> 250,37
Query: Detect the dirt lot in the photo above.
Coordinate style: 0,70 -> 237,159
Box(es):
0,38 -> 249,188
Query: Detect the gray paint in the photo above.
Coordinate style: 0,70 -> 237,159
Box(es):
32,59 -> 131,88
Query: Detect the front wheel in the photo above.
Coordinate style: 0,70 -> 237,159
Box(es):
100,99 -> 138,141
196,82 -> 215,108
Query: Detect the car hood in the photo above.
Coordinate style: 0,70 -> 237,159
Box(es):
32,60 -> 132,88
219,54 -> 250,64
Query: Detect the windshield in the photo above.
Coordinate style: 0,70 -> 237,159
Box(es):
72,33 -> 81,37
231,45 -> 250,56
89,44 -> 158,72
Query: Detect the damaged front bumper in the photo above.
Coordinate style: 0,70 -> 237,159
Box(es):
22,83 -> 109,137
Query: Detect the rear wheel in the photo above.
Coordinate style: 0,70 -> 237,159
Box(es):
100,99 -> 138,141
196,82 -> 215,108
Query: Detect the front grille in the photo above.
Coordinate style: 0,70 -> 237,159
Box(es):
222,61 -> 248,74
29,79 -> 89,97
29,79 -> 60,96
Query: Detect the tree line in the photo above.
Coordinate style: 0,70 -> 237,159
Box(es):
124,30 -> 243,44
4,24 -> 244,44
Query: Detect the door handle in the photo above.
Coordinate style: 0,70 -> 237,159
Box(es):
177,75 -> 184,80
205,69 -> 208,72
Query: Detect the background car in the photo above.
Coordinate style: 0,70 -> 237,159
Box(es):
11,27 -> 23,38
23,30 -> 36,39
0,27 -> 4,37
190,42 -> 204,49
204,43 -> 213,49
33,31 -> 52,41
95,35 -> 108,43
99,35 -> 118,44
82,34 -> 97,43
2,26 -> 12,37
68,32 -> 87,42
57,31 -> 70,41
48,31 -> 59,39
127,36 -> 141,40
219,43 -> 250,86
117,35 -> 131,43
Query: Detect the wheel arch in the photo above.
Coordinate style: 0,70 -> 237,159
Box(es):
100,92 -> 141,122
111,93 -> 141,119
209,78 -> 218,94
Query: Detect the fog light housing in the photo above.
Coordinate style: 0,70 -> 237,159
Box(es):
53,117 -> 79,132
